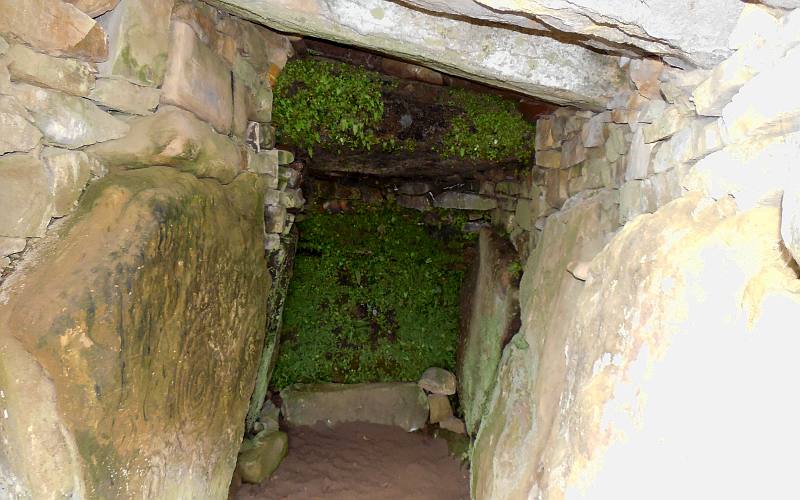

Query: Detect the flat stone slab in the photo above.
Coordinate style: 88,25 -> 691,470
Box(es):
281,382 -> 429,432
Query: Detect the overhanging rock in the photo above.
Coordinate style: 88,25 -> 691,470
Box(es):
208,0 -> 626,110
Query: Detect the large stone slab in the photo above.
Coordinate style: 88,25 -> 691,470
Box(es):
281,383 -> 429,432
458,228 -> 520,435
9,83 -> 130,149
4,44 -> 95,97
209,0 -> 626,109
0,154 -> 53,238
88,77 -> 161,115
0,167 -> 270,498
0,0 -> 108,62
97,0 -> 175,86
161,21 -> 233,134
0,95 -> 42,155
86,106 -> 245,183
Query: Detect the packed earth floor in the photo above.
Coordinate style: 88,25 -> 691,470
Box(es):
235,422 -> 470,500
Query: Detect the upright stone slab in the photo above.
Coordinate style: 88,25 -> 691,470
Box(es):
97,0 -> 175,87
0,167 -> 270,498
0,154 -> 53,238
161,21 -> 234,134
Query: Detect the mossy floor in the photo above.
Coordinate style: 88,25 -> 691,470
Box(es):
271,204 -> 473,389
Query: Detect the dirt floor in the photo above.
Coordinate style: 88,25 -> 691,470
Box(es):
235,422 -> 470,500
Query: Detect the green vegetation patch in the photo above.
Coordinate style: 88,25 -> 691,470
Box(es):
272,204 -> 471,389
438,88 -> 536,162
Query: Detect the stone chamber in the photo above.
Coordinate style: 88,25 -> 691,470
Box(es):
0,0 -> 799,499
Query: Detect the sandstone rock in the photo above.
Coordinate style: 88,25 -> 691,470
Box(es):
722,46 -> 800,144
265,204 -> 287,234
439,417 -> 466,435
535,117 -> 561,150
583,156 -> 619,190
620,179 -> 658,224
214,0 -> 626,109
88,77 -> 161,115
232,57 -> 274,123
4,44 -> 95,97
161,21 -> 233,134
86,106 -> 244,183
0,237 -> 26,256
643,105 -> 692,143
231,78 -> 248,138
0,95 -> 42,154
399,181 -> 433,196
279,166 -> 301,190
604,124 -> 628,161
247,149 -> 279,177
418,367 -> 457,395
0,167 -> 269,498
728,4 -> 782,50
637,99 -> 668,124
217,16 -> 294,79
0,0 -> 108,62
433,192 -> 497,211
0,256 -> 9,268
397,194 -> 432,211
97,0 -> 174,86
236,431 -> 288,484
0,154 -> 53,237
545,169 -> 569,209
41,148 -> 93,216
561,136 -> 586,168
625,128 -> 656,181
263,189 -> 281,207
281,383 -> 429,432
581,111 -> 611,148
280,188 -> 305,209
629,58 -> 664,100
458,228 -> 520,434
535,150 -> 562,169
9,83 -> 129,149
65,0 -> 121,17
428,394 -> 453,424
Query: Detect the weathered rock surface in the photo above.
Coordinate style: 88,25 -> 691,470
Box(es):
0,237 -> 26,257
88,77 -> 161,115
433,192 -> 497,211
281,383 -> 429,431
65,0 -> 121,17
428,394 -> 453,424
0,95 -> 42,155
86,106 -> 244,183
161,21 -> 233,134
236,430 -> 288,484
458,228 -> 520,435
0,0 -> 108,62
209,0 -> 626,109
41,148 -> 94,216
9,83 -> 130,149
418,367 -> 457,395
4,44 -> 95,97
0,154 -> 53,238
97,0 -> 175,86
0,166 -> 269,498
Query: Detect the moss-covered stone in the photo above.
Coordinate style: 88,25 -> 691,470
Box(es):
0,167 -> 269,498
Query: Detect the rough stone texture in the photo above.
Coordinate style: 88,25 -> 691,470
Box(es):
0,154 -> 52,238
65,0 -> 122,17
0,0 -> 108,62
97,0 -> 175,86
473,192 -> 800,499
210,0 -> 626,109
41,148 -> 94,216
86,106 -> 244,183
236,431 -> 288,484
625,128 -> 656,180
88,77 -> 161,115
536,150 -> 562,169
428,394 -> 453,424
161,21 -> 233,134
281,383 -> 429,432
433,192 -> 497,211
0,95 -> 42,155
458,228 -> 520,435
0,167 -> 269,498
4,44 -> 95,97
397,194 -> 432,211
0,237 -> 26,257
418,367 -> 457,396
9,83 -> 130,149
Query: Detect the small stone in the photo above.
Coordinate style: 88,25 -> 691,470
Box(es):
236,430 -> 288,484
5,44 -> 94,97
418,367 -> 457,395
280,188 -> 305,209
263,189 -> 282,206
534,117 -> 560,150
535,150 -> 562,169
397,194 -> 431,211
495,181 -> 521,197
581,111 -> 611,147
604,124 -> 627,161
161,21 -> 233,134
265,204 -> 287,234
433,192 -> 496,211
643,105 -> 691,143
88,78 -> 161,115
0,95 -> 42,155
637,99 -> 668,124
0,237 -> 26,256
625,128 -> 656,181
619,179 -> 657,225
0,154 -> 53,238
264,233 -> 282,251
10,83 -> 130,149
232,56 -> 274,123
545,169 -> 569,209
399,181 -> 433,196
247,150 -> 279,177
428,394 -> 453,424
561,136 -> 586,168
278,166 -> 301,190
629,58 -> 664,100
439,417 -> 466,435
277,150 -> 294,165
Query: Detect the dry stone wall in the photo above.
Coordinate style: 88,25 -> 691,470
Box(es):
0,0 -> 305,497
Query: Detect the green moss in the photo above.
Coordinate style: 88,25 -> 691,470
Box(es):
438,88 -> 536,162
271,204 -> 471,388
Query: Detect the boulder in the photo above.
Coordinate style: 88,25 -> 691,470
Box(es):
236,430 -> 288,484
0,0 -> 108,62
418,367 -> 457,395
0,95 -> 42,155
9,83 -> 130,149
0,167 -> 269,498
4,44 -> 95,97
161,21 -> 233,134
212,0 -> 626,109
458,228 -> 520,434
88,77 -> 161,115
0,154 -> 53,238
281,382 -> 429,432
97,0 -> 175,86
86,106 -> 244,183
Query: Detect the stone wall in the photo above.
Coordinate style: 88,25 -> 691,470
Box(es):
471,4 -> 800,499
0,0 -> 304,497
